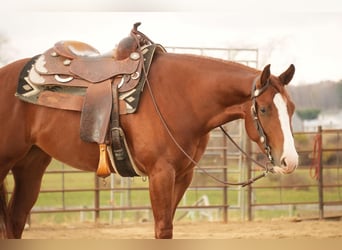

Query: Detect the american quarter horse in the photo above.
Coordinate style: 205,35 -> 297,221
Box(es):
0,32 -> 298,238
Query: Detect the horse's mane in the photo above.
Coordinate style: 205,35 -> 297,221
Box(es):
166,52 -> 259,75
164,53 -> 289,96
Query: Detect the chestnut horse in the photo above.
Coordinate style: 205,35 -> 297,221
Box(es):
0,49 -> 298,238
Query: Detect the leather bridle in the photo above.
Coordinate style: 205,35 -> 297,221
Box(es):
250,76 -> 275,165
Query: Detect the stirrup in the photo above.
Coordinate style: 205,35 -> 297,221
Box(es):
96,144 -> 111,178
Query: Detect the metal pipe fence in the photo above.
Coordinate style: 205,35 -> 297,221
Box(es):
6,125 -> 342,226
248,126 -> 342,221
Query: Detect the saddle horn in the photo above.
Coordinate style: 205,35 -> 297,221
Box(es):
133,22 -> 141,31
131,22 -> 154,46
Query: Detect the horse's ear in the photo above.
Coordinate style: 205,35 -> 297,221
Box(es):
259,64 -> 271,88
279,64 -> 295,85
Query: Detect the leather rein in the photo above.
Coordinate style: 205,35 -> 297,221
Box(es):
131,23 -> 274,187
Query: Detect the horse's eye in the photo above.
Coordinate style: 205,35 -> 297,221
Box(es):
259,107 -> 267,114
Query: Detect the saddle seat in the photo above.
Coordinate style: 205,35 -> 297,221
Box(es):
42,25 -> 146,85
33,39 -> 142,87
54,40 -> 101,59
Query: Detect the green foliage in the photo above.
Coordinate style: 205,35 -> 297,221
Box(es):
296,109 -> 321,120
294,133 -> 310,147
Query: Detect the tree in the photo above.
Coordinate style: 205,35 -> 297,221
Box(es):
337,80 -> 342,108
296,109 -> 321,120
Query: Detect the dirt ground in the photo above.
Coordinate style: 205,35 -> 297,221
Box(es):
22,218 -> 342,239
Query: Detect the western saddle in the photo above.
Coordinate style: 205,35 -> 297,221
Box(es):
17,22 -> 163,177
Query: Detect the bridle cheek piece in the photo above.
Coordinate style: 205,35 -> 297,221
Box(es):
250,76 -> 275,167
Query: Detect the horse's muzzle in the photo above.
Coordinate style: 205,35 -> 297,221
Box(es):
272,153 -> 298,174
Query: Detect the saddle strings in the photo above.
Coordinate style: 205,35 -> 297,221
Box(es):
131,27 -> 271,187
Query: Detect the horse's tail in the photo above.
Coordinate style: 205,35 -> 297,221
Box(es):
0,181 -> 8,238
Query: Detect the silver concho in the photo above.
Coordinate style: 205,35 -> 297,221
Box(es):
54,75 -> 73,83
131,72 -> 140,80
130,52 -> 140,60
35,55 -> 48,74
63,59 -> 72,66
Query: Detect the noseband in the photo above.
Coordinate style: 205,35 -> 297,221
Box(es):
250,76 -> 275,165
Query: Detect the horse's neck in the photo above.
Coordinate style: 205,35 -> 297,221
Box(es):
176,53 -> 256,97
150,53 -> 257,134
180,56 -> 256,131
202,79 -> 252,132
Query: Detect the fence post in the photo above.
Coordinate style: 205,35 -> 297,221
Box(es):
317,126 -> 324,219
222,128 -> 228,223
246,138 -> 252,221
94,174 -> 100,221
246,138 -> 253,221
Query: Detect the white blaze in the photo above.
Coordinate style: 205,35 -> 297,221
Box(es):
273,93 -> 298,173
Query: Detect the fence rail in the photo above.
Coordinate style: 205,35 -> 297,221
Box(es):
247,126 -> 342,220
6,125 -> 342,225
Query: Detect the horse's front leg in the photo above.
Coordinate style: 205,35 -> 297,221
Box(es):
148,161 -> 175,239
171,137 -> 208,219
172,170 -> 194,219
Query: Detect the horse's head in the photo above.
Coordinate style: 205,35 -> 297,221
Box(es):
243,64 -> 298,174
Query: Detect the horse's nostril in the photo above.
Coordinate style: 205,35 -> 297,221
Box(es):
281,157 -> 287,167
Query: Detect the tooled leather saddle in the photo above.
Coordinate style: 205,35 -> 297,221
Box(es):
16,23 -> 165,178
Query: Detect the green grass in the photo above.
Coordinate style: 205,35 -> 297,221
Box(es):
5,159 -> 342,224
4,127 -> 342,224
